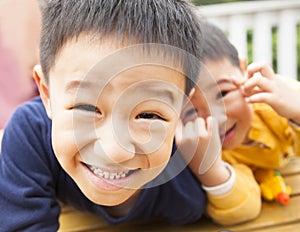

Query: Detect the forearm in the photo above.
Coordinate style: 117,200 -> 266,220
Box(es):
188,157 -> 261,226
188,156 -> 231,187
277,76 -> 300,124
206,164 -> 261,226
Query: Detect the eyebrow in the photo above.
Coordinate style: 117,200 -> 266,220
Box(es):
65,79 -> 100,94
65,80 -> 178,104
216,79 -> 234,85
137,85 -> 176,104
203,78 -> 234,90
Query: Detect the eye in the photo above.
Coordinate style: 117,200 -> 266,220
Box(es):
183,108 -> 197,119
181,108 -> 197,125
136,113 -> 164,120
73,104 -> 101,114
216,90 -> 229,99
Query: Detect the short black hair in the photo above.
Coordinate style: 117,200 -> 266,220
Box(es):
39,0 -> 203,94
201,21 -> 240,69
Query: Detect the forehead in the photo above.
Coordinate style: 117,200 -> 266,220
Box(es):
200,58 -> 243,84
50,34 -> 186,89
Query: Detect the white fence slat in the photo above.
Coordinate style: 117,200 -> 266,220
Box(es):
278,10 -> 298,79
228,14 -> 248,59
253,12 -> 273,66
198,0 -> 300,80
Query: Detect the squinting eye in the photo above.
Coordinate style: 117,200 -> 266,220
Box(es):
216,91 -> 229,99
182,108 -> 197,125
73,104 -> 101,114
136,113 -> 163,120
184,108 -> 197,118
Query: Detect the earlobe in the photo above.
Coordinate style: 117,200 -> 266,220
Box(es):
33,65 -> 52,119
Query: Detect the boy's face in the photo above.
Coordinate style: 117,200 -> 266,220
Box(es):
182,58 -> 252,149
35,35 -> 186,206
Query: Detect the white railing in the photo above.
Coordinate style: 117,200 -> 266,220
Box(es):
197,0 -> 300,80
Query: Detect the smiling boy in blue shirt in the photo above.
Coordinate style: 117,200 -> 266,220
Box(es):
0,0 -> 210,230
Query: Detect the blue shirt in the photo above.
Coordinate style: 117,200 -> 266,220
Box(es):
0,97 -> 206,231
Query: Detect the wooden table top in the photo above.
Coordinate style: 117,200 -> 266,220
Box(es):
59,156 -> 300,232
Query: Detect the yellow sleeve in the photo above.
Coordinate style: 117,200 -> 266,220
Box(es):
291,123 -> 300,156
206,164 -> 261,226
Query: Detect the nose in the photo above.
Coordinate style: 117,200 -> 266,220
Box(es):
95,119 -> 136,164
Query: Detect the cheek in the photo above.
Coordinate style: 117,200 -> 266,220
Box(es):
144,122 -> 176,167
240,106 -> 253,129
51,112 -> 80,171
224,93 -> 248,118
192,95 -> 210,118
51,128 -> 79,172
147,141 -> 173,169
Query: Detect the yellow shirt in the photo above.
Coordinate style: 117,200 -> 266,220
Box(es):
207,100 -> 300,226
223,103 -> 300,169
206,164 -> 261,226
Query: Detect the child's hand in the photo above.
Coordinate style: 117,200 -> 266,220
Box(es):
176,116 -> 222,175
243,62 -> 300,124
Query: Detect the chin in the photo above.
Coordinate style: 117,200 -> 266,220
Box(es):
222,142 -> 236,150
87,188 -> 138,206
222,137 -> 242,149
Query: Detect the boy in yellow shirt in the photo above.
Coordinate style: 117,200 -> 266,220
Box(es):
177,21 -> 300,226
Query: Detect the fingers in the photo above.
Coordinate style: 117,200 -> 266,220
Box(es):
175,119 -> 183,146
176,117 -> 207,163
243,62 -> 276,96
198,116 -> 221,174
231,74 -> 246,86
243,73 -> 273,96
247,62 -> 275,80
186,117 -> 206,139
176,117 -> 206,147
245,92 -> 273,104
177,115 -> 222,175
177,115 -> 221,146
206,116 -> 219,136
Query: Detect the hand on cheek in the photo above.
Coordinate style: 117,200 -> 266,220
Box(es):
176,116 -> 221,174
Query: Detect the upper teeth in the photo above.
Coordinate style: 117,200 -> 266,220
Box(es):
88,165 -> 129,180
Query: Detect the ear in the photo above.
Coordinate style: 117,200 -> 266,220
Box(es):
33,65 -> 52,119
188,87 -> 195,100
239,57 -> 247,73
182,87 -> 195,109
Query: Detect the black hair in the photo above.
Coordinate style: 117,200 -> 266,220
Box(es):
201,21 -> 240,69
39,0 -> 203,94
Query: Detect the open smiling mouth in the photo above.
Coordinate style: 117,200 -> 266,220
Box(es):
223,123 -> 236,141
86,164 -> 139,180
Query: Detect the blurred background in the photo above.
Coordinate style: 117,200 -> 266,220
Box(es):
0,0 -> 41,128
192,0 -> 300,81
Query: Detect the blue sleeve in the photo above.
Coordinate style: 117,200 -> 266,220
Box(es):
148,147 -> 207,225
0,98 -> 61,231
